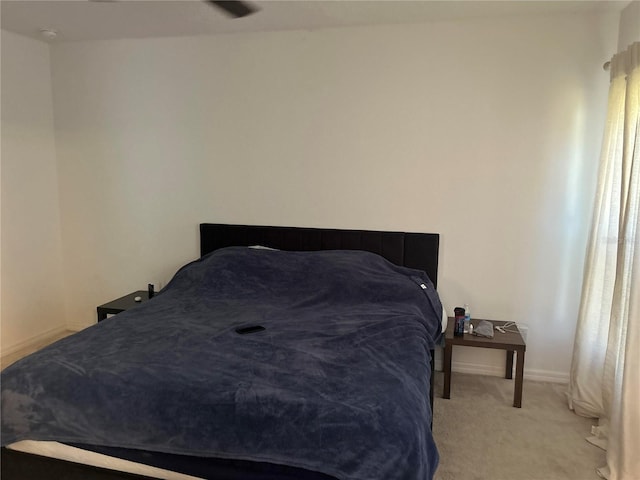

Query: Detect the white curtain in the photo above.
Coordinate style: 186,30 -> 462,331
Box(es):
567,42 -> 640,480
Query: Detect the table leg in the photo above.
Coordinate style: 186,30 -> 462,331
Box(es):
514,350 -> 525,408
430,350 -> 435,429
443,342 -> 452,399
506,350 -> 514,379
430,350 -> 435,408
97,309 -> 108,322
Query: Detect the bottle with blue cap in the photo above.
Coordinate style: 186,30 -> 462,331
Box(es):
464,303 -> 471,334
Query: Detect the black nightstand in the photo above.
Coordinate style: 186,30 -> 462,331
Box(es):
97,290 -> 153,322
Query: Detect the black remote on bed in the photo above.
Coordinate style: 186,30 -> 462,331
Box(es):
235,325 -> 265,335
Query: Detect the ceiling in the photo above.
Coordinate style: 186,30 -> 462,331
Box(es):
0,0 -> 629,43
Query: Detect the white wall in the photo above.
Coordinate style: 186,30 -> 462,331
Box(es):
1,30 -> 67,355
49,11 -> 618,380
618,0 -> 640,51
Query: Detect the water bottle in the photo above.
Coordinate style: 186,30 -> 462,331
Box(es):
464,303 -> 471,334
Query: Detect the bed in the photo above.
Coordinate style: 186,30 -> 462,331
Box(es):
1,223 -> 443,480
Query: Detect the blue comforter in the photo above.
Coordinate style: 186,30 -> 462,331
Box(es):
1,248 -> 442,480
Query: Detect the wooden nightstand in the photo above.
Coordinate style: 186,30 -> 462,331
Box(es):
96,290 -> 153,322
443,318 -> 527,407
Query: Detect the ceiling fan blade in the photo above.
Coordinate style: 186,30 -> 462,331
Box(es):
207,1 -> 258,18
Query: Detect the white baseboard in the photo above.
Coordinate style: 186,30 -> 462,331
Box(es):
0,325 -> 70,361
434,358 -> 569,384
66,321 -> 91,332
521,368 -> 569,383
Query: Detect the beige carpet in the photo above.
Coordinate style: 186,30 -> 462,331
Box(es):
432,372 -> 605,480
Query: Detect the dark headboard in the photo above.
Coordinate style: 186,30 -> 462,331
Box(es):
200,224 -> 439,288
